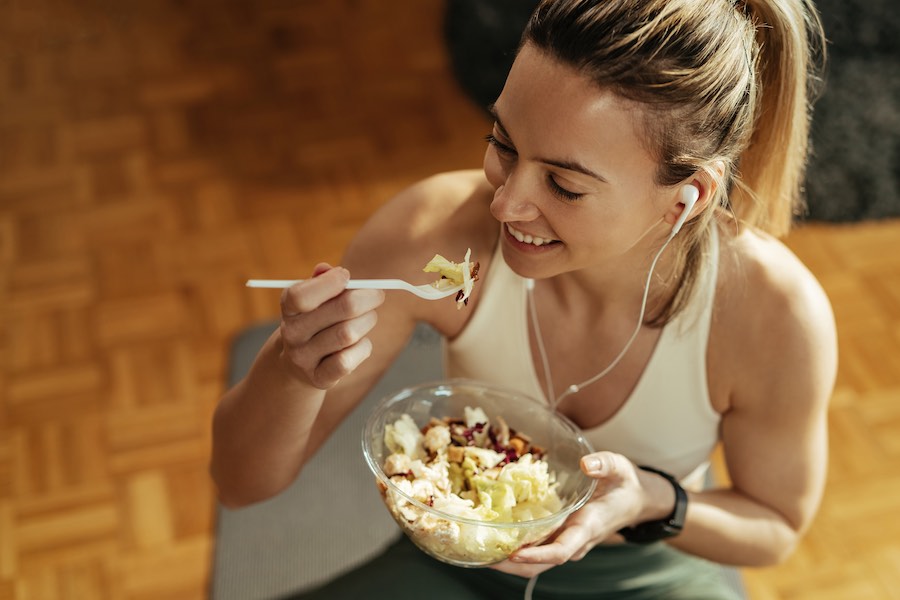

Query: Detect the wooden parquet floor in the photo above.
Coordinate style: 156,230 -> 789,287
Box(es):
0,1 -> 897,599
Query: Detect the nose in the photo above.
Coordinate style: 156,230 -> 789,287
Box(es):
489,177 -> 541,224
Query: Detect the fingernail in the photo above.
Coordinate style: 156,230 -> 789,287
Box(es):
583,457 -> 602,473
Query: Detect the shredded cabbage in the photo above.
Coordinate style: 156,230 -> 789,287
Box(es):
379,406 -> 565,565
384,414 -> 424,460
423,248 -> 478,309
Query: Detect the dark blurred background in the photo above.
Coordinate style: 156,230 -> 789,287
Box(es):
444,0 -> 900,223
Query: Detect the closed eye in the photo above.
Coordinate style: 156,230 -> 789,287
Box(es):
548,175 -> 583,201
487,132 -> 583,201
485,133 -> 517,157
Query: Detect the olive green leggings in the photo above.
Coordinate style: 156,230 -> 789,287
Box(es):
285,535 -> 745,600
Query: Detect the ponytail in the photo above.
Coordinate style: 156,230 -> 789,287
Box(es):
733,0 -> 826,236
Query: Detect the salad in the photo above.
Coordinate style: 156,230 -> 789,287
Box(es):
423,248 -> 479,309
378,406 -> 565,565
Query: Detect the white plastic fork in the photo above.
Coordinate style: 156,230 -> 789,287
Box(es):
245,278 -> 464,300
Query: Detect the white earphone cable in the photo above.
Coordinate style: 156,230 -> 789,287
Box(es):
527,226 -> 679,409
526,277 -> 555,405
524,574 -> 538,600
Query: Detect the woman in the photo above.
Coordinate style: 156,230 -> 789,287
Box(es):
212,0 -> 836,597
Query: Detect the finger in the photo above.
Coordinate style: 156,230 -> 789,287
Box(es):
311,262 -> 333,277
581,451 -> 632,492
550,525 -> 595,561
281,267 -> 349,317
489,559 -> 556,579
581,451 -> 618,477
511,525 -> 592,566
313,336 -> 374,387
282,309 -> 379,378
309,309 -> 380,360
281,289 -> 385,349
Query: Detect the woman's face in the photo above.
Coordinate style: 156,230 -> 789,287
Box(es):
484,43 -> 672,281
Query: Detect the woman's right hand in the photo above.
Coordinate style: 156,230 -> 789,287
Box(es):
279,263 -> 386,389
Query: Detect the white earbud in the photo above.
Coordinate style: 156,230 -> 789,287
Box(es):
671,184 -> 700,236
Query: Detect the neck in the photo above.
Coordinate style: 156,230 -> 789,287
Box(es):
551,231 -> 682,319
529,226 -> 680,407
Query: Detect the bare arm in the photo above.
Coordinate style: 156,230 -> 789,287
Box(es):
210,265 -> 415,508
210,170 -> 496,508
498,234 -> 837,574
667,244 -> 837,565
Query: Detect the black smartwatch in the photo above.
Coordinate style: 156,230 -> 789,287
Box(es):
617,466 -> 688,544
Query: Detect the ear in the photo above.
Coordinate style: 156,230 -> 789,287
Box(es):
670,185 -> 700,235
662,162 -> 724,233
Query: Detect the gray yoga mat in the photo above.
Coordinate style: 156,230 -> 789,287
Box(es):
210,322 -> 444,600
210,321 -> 746,599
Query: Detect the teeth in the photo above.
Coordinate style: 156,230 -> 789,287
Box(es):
507,224 -> 555,247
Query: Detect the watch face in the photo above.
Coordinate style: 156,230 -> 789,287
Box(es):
661,521 -> 683,536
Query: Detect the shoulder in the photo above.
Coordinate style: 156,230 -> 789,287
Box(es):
342,170 -> 499,328
711,222 -> 837,412
722,225 -> 834,330
380,169 -> 495,240
345,170 -> 496,272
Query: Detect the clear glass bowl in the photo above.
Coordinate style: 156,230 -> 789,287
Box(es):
362,379 -> 597,567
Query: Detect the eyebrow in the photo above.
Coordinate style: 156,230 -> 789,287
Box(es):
488,104 -> 609,184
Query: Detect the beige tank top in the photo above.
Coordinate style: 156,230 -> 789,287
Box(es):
445,230 -> 721,485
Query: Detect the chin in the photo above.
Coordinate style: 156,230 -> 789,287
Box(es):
499,244 -> 563,281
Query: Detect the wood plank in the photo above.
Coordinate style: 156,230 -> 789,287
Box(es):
1,1 -> 897,598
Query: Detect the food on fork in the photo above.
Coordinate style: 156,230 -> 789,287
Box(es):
423,248 -> 480,308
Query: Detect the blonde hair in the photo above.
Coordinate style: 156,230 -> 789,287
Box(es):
524,0 -> 826,324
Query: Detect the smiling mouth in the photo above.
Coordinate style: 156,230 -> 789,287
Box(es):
506,223 -> 558,247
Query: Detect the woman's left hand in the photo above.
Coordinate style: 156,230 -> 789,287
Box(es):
490,451 -> 661,578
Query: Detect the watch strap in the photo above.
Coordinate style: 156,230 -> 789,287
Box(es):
617,465 -> 688,544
